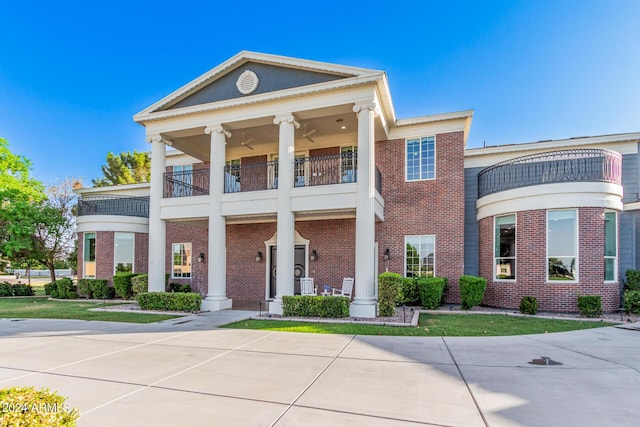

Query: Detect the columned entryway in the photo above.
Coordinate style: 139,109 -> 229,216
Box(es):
147,134 -> 167,292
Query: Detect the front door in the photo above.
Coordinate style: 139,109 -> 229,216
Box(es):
269,245 -> 306,298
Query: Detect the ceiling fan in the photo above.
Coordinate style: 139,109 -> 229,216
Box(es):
240,133 -> 254,150
302,124 -> 316,143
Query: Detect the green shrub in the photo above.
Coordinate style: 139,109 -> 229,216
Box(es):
418,277 -> 447,309
169,283 -> 192,293
459,275 -> 487,310
577,295 -> 602,318
282,295 -> 350,318
396,277 -> 420,306
0,386 -> 79,426
623,290 -> 640,314
90,280 -> 115,299
625,270 -> 640,291
12,283 -> 35,296
0,282 -> 13,297
77,279 -> 92,298
131,274 -> 148,295
113,273 -> 138,299
135,292 -> 201,312
51,278 -> 77,299
43,282 -> 56,296
519,296 -> 538,315
378,272 -> 402,316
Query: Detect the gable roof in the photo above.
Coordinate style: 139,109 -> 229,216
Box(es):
133,51 -> 388,123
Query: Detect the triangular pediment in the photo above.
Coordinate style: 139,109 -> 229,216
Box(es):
135,51 -> 384,119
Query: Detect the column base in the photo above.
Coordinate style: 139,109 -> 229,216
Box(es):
350,301 -> 377,318
201,297 -> 232,312
269,300 -> 283,315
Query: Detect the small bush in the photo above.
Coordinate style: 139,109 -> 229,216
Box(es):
396,278 -> 420,306
282,295 -> 350,318
577,295 -> 602,318
625,269 -> 640,291
0,386 -> 79,426
378,272 -> 402,316
135,292 -> 201,312
623,290 -> 640,314
0,282 -> 14,297
131,274 -> 148,295
51,278 -> 77,299
90,280 -> 115,299
113,273 -> 138,299
418,277 -> 447,309
519,296 -> 538,315
12,283 -> 35,296
459,275 -> 487,310
44,282 -> 56,296
77,279 -> 92,298
169,283 -> 192,293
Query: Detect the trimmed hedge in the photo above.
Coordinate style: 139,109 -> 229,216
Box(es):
169,283 -> 192,293
396,277 -> 420,306
113,273 -> 138,299
50,278 -> 77,299
577,295 -> 602,318
0,282 -> 14,297
131,274 -> 148,295
44,282 -> 56,296
459,275 -> 487,310
135,292 -> 201,312
418,277 -> 447,309
0,386 -> 79,426
0,282 -> 35,297
519,296 -> 538,315
282,295 -> 350,318
623,290 -> 640,314
77,279 -> 114,299
378,272 -> 402,316
625,269 -> 640,291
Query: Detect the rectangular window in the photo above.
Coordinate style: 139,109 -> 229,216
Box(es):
173,164 -> 193,196
341,146 -> 358,183
406,136 -> 435,181
604,211 -> 617,281
114,232 -> 134,274
495,214 -> 516,280
83,232 -> 96,278
547,209 -> 577,281
405,235 -> 435,277
172,243 -> 192,279
224,159 -> 241,193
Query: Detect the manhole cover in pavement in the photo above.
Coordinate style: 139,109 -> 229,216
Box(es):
528,356 -> 562,366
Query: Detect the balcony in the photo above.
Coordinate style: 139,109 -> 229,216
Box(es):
77,195 -> 150,218
163,152 -> 382,197
477,149 -> 622,198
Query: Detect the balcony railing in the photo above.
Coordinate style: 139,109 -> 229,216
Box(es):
224,160 -> 278,193
477,148 -> 622,198
164,168 -> 209,198
77,195 -> 150,218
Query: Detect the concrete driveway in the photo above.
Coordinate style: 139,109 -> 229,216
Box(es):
1,314 -> 639,426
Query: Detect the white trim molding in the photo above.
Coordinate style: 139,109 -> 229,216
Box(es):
477,182 -> 623,221
76,215 -> 149,234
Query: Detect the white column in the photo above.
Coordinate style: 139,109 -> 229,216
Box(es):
270,113 -> 299,315
351,102 -> 378,318
147,134 -> 167,293
202,124 -> 232,311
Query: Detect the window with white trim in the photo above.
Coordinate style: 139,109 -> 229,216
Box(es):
83,232 -> 96,278
547,209 -> 577,281
172,243 -> 192,279
114,232 -> 134,274
173,164 -> 193,196
340,146 -> 357,183
494,214 -> 516,280
405,235 -> 435,277
225,159 -> 241,193
406,136 -> 435,181
604,211 -> 617,281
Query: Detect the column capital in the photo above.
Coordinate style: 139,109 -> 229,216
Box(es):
353,101 -> 378,116
204,124 -> 231,139
273,113 -> 300,129
146,133 -> 172,146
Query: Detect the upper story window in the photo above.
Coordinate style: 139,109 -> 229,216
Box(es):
173,164 -> 193,197
341,146 -> 358,183
225,159 -> 241,193
406,136 -> 435,181
604,211 -> 617,282
547,209 -> 578,282
494,214 -> 516,281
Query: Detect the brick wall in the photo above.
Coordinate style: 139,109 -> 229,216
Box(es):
375,131 -> 466,302
96,231 -> 114,281
166,222 -> 209,296
480,208 -> 620,312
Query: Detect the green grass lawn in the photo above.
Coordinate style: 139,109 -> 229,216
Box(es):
222,313 -> 615,336
0,297 -> 180,323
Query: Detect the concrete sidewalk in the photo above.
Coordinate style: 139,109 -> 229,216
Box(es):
1,314 -> 639,426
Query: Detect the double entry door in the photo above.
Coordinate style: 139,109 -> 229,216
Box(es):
269,245 -> 306,299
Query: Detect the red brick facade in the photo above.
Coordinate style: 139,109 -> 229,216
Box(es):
479,208 -> 620,312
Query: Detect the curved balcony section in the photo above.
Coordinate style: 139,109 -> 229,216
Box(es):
77,195 -> 150,218
477,149 -> 622,198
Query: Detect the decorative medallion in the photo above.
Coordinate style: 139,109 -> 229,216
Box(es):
236,70 -> 259,95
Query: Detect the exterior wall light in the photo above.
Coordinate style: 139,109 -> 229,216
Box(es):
383,248 -> 390,261
310,250 -> 317,262
256,251 -> 263,262
197,253 -> 205,263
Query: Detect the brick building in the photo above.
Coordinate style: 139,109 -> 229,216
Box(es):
75,52 -> 640,315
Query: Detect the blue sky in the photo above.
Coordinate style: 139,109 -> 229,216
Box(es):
1,0 -> 639,185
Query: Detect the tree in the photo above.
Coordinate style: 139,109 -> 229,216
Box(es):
92,150 -> 151,187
